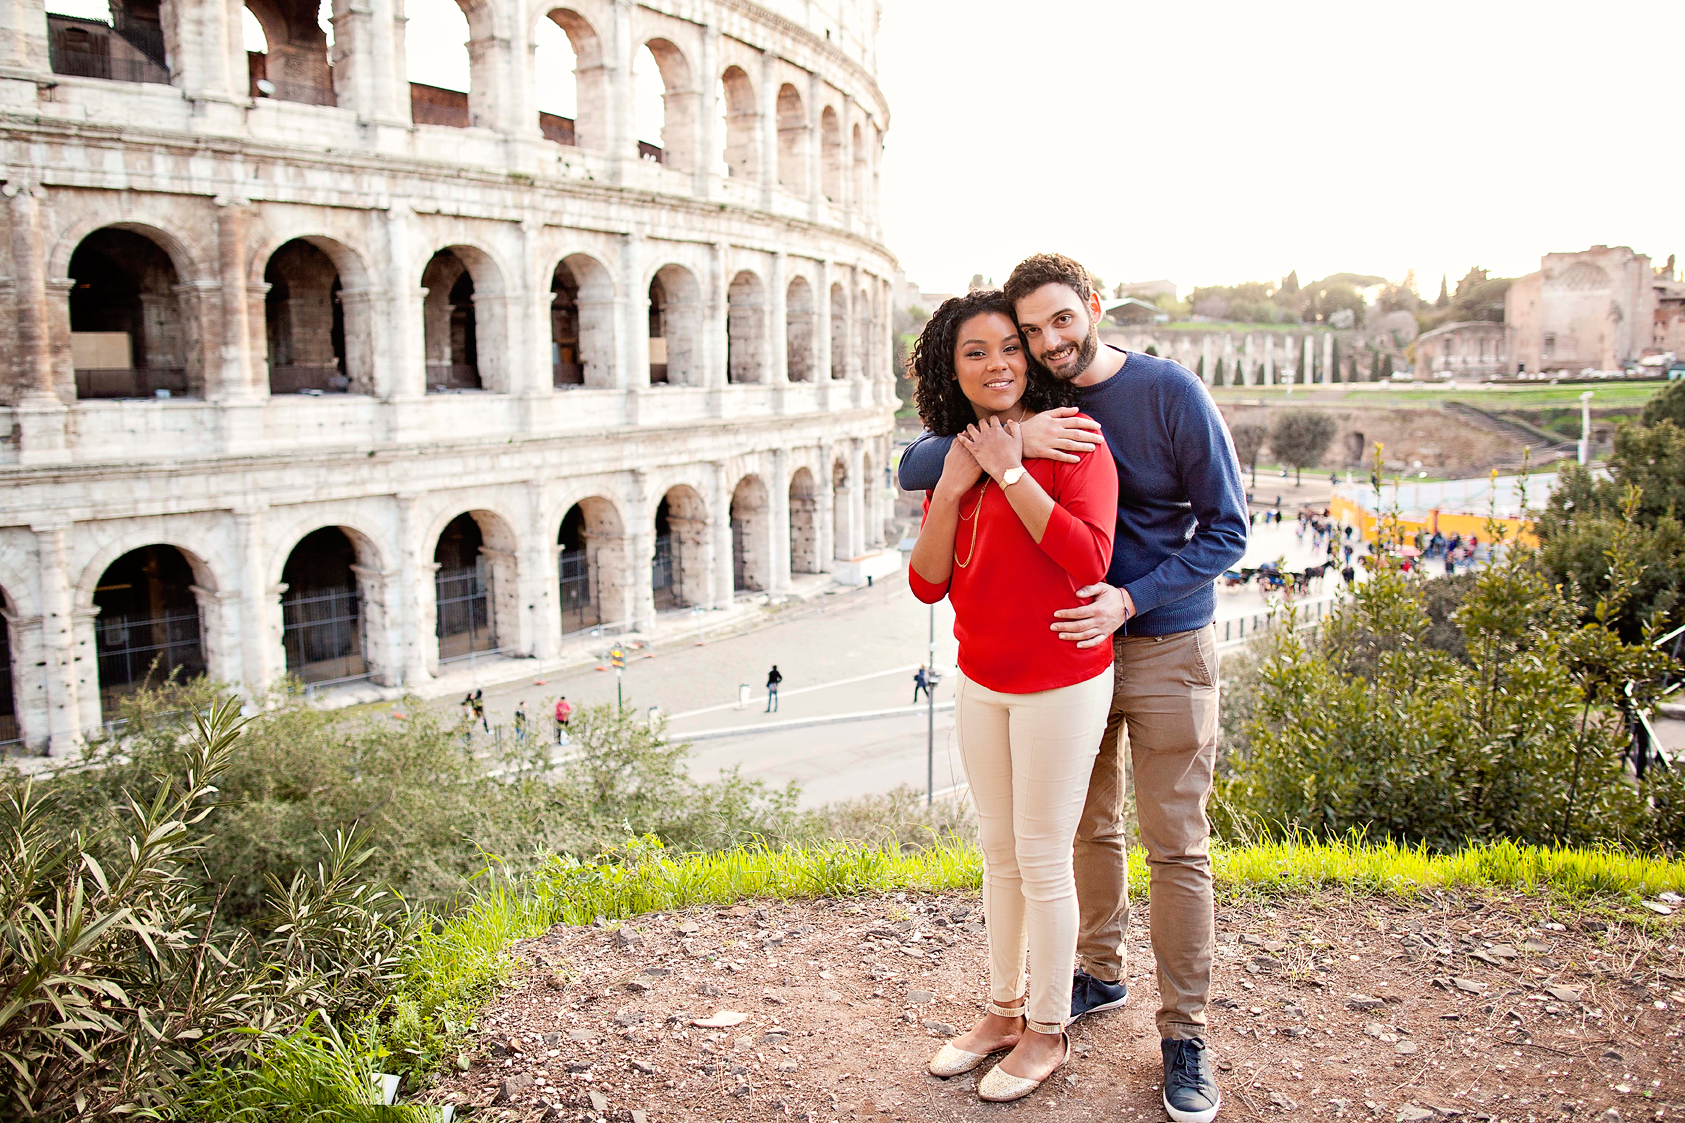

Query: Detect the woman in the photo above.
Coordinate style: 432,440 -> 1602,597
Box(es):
907,289 -> 1117,1102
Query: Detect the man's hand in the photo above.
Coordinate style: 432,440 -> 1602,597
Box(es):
1050,583 -> 1136,648
1020,407 -> 1104,464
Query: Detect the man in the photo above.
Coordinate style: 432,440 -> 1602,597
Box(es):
765,665 -> 783,712
554,695 -> 573,745
898,253 -> 1247,1123
912,664 -> 931,704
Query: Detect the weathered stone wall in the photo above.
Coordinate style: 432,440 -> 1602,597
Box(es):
0,0 -> 898,754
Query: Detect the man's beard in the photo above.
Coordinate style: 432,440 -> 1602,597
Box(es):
1039,325 -> 1099,382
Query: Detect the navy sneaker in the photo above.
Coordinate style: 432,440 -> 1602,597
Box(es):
1161,1037 -> 1220,1123
1068,969 -> 1129,1020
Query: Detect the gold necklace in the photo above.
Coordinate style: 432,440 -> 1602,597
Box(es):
953,479 -> 989,568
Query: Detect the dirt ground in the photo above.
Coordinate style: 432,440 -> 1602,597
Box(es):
426,889 -> 1685,1123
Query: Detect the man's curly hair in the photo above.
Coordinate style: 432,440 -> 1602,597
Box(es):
908,289 -> 1077,437
1004,252 -> 1100,308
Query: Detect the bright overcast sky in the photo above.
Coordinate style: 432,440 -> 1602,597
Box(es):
877,0 -> 1685,297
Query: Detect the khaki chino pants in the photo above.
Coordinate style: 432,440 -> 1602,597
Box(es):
1074,624 -> 1219,1040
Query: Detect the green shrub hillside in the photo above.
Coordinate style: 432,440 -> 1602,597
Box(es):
1218,466 -> 1683,852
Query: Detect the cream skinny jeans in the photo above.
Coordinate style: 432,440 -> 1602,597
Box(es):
955,667 -> 1112,1033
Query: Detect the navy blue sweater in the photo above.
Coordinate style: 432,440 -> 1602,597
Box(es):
898,348 -> 1249,637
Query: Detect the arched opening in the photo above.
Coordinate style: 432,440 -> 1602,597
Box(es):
406,0 -> 472,127
776,83 -> 807,195
831,458 -> 852,559
718,65 -> 756,181
786,276 -> 814,382
69,226 -> 190,400
789,468 -> 819,573
648,264 -> 700,385
93,545 -> 206,720
829,283 -> 848,380
552,253 -> 613,388
265,238 -> 347,394
535,11 -> 579,145
434,511 -> 517,662
654,485 -> 708,610
243,0 -> 334,105
422,248 -> 480,391
820,106 -> 842,202
46,0 -> 170,85
280,527 -> 370,685
558,497 -> 624,635
634,39 -> 694,171
730,475 -> 770,593
0,590 -> 17,748
726,270 -> 766,384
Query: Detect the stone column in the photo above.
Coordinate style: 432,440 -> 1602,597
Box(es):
1302,333 -> 1313,385
710,462 -> 733,607
1282,336 -> 1296,389
694,25 -> 718,200
233,507 -> 280,691
813,259 -> 832,390
759,50 -> 778,209
380,202 -> 425,399
769,449 -> 791,595
1263,334 -> 1275,386
845,440 -> 865,558
394,494 -> 431,687
619,232 -> 646,389
523,480 -> 559,661
816,441 -> 836,573
0,0 -> 51,75
1222,335 -> 1236,387
807,72 -> 823,220
847,265 -> 864,380
705,241 -> 729,394
33,524 -> 83,755
214,198 -> 258,400
610,0 -> 636,178
1322,333 -> 1333,385
8,182 -> 68,463
1242,335 -> 1255,387
1201,335 -> 1214,385
768,251 -> 788,384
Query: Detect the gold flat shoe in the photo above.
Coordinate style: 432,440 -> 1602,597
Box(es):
927,1042 -> 991,1078
977,1032 -> 1070,1103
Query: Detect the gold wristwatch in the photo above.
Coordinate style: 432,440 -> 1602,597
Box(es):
1001,467 -> 1025,487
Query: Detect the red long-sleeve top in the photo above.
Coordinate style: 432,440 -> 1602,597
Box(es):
909,432 -> 1118,694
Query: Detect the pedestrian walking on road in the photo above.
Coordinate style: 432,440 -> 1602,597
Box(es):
913,665 -> 931,704
513,701 -> 527,743
554,696 -> 573,745
471,688 -> 487,732
765,665 -> 783,712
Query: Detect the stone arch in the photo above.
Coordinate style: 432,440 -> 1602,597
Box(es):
421,244 -> 508,393
654,483 -> 708,610
243,0 -> 333,105
718,65 -> 757,181
730,474 -> 771,593
536,8 -> 605,149
727,269 -> 767,384
255,233 -> 375,395
433,508 -> 519,663
405,0 -> 481,128
785,275 -> 815,382
636,37 -> 696,172
788,467 -> 820,574
830,282 -> 849,379
648,263 -> 702,386
279,525 -> 383,685
551,252 -> 614,388
90,544 -> 210,720
557,495 -> 624,634
67,225 -> 195,399
820,105 -> 842,202
776,83 -> 807,195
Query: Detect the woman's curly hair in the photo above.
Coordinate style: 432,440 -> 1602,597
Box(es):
908,289 -> 1077,437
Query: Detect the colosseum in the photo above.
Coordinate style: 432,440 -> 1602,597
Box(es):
0,0 -> 899,754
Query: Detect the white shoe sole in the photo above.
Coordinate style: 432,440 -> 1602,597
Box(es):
1163,1089 -> 1220,1123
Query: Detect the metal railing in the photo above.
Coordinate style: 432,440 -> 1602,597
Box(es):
1216,594 -> 1340,650
75,367 -> 189,399
282,586 -> 369,686
436,565 -> 498,663
558,548 -> 600,636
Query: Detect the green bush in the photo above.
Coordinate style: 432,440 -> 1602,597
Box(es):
1217,478 -> 1678,851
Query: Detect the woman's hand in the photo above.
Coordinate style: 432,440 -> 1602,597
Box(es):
958,416 -> 1024,482
933,437 -> 984,501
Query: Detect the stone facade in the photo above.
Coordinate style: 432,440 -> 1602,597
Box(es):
0,0 -> 898,754
1414,320 -> 1508,381
1505,246 -> 1657,374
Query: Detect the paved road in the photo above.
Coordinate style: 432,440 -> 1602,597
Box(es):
432,520 -> 1343,807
